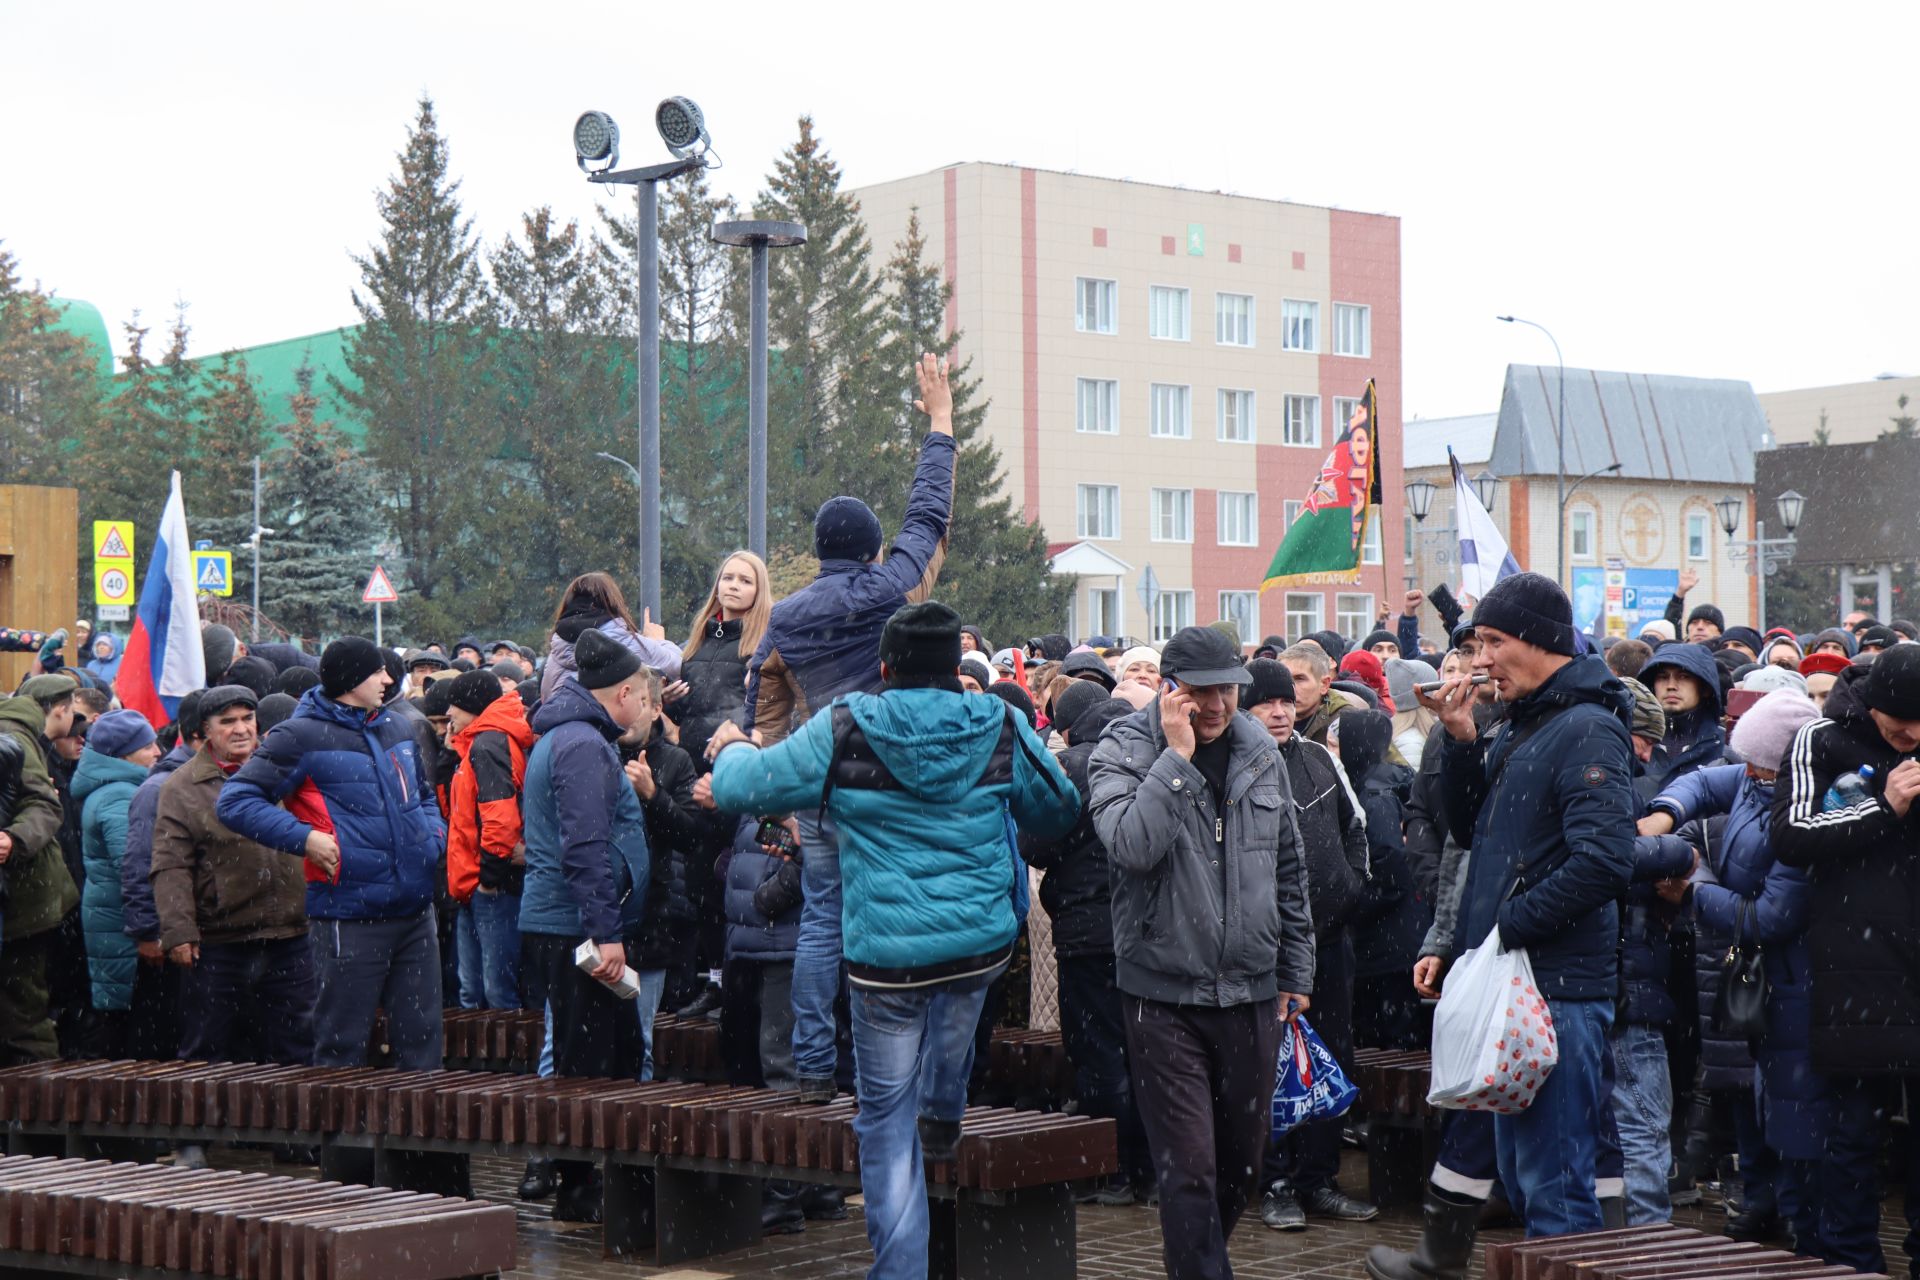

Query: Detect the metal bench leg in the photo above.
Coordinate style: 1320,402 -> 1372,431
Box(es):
928,1186 -> 1076,1280
602,1159 -> 763,1265
320,1141 -> 377,1187
377,1146 -> 473,1198
601,1162 -> 657,1258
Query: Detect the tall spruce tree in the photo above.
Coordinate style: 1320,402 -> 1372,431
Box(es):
0,245 -> 100,483
85,307 -> 200,585
881,211 -> 1073,642
260,366 -> 382,644
190,352 -> 273,604
338,96 -> 497,637
486,206 -> 630,631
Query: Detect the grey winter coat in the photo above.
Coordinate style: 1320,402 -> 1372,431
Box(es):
1089,702 -> 1316,1006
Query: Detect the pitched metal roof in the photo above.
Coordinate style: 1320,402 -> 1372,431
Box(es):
1490,365 -> 1772,484
1403,412 -> 1498,471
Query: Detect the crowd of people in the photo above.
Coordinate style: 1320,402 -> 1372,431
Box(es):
3,359 -> 1919,1279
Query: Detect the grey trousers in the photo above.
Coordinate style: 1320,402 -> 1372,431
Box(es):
309,908 -> 444,1070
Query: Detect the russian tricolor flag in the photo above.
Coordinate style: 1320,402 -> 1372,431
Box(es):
117,471 -> 207,726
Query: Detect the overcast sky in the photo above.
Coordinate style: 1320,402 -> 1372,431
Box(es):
6,2 -> 1914,422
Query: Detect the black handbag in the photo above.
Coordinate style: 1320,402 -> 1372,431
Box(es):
1711,899 -> 1770,1039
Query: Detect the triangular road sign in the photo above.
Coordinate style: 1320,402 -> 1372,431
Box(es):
362,565 -> 399,604
98,526 -> 132,559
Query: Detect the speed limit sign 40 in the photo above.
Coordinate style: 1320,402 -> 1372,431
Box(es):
96,560 -> 136,607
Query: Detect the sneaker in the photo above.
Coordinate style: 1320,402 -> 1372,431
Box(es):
918,1117 -> 962,1163
1077,1175 -> 1134,1207
173,1144 -> 208,1171
1261,1181 -> 1307,1231
800,1185 -> 848,1221
1302,1186 -> 1381,1222
518,1158 -> 556,1201
795,1075 -> 837,1105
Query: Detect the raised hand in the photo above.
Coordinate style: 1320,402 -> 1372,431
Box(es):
913,352 -> 954,435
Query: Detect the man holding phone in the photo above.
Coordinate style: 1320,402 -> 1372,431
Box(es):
1089,625 -> 1316,1280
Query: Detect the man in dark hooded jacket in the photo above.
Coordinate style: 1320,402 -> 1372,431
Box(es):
1637,643 -> 1727,794
1419,572 -> 1636,1238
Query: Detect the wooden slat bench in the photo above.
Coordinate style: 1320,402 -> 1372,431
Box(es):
1349,1047 -> 1439,1209
1484,1224 -> 1877,1280
0,1154 -> 515,1280
0,1061 -> 1115,1280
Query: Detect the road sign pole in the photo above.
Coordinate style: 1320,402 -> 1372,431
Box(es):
375,601 -> 382,649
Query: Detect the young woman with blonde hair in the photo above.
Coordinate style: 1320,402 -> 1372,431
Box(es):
671,551 -> 772,764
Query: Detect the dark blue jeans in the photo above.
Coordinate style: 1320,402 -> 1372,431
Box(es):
454,891 -> 522,1010
178,935 -> 316,1066
310,910 -> 443,1070
1494,996 -> 1613,1237
791,811 -> 843,1082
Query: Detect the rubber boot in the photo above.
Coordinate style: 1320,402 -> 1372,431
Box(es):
1599,1195 -> 1627,1229
1365,1190 -> 1480,1280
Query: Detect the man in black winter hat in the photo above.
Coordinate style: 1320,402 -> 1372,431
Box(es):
1413,571 -> 1634,1240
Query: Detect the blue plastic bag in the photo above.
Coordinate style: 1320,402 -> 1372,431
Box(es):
1270,1015 -> 1359,1138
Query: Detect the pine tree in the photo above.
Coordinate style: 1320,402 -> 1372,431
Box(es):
337,96 -> 498,637
881,210 -> 1073,643
85,307 -> 200,585
756,118 -> 905,545
0,245 -> 101,482
260,366 -> 382,644
485,206 -> 630,631
190,352 -> 272,604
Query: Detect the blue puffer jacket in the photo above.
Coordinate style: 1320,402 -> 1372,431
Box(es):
120,742 -> 192,942
217,688 -> 446,921
1636,644 -> 1727,799
518,679 -> 650,942
73,747 -> 148,1011
722,816 -> 800,964
1441,655 -> 1637,1000
1652,764 -> 1824,1157
84,633 -> 123,686
1619,834 -> 1695,1026
742,434 -> 954,742
711,685 -> 1078,981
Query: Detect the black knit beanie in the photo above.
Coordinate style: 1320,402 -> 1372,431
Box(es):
1859,644 -> 1920,721
321,636 -> 387,699
576,627 -> 641,690
1687,603 -> 1726,633
1471,572 -> 1579,657
448,668 -> 504,715
880,601 -> 963,680
814,496 -> 884,562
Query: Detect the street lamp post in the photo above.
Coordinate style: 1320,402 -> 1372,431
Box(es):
711,220 -> 808,560
1404,471 -> 1501,587
1716,490 -> 1806,633
1497,315 -> 1566,582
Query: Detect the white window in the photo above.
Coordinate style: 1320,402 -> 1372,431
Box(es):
1149,383 -> 1191,439
1218,491 -> 1259,547
1333,396 -> 1362,435
1217,388 -> 1256,443
1151,487 -> 1193,543
1362,508 -> 1383,564
1404,513 -> 1415,564
1687,511 -> 1709,560
1148,286 -> 1190,341
1336,593 -> 1375,640
1076,378 -> 1118,435
1216,293 -> 1255,347
1283,395 -> 1321,447
1076,484 -> 1119,539
1285,592 -> 1324,639
1570,507 -> 1595,560
1088,588 -> 1119,638
1283,499 -> 1303,532
1282,299 -> 1319,352
1152,590 -> 1195,643
1333,302 -> 1371,357
1219,591 -> 1257,643
1075,278 -> 1117,334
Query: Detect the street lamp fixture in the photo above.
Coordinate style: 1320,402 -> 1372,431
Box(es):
1776,488 -> 1806,534
1497,314 -> 1567,581
1405,478 -> 1437,523
573,110 -> 620,173
1718,490 -> 1811,631
712,220 -> 809,560
1714,493 -> 1744,538
1471,470 -> 1501,513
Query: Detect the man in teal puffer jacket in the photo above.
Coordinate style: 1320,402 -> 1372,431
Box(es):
73,710 -> 161,1052
710,601 -> 1078,1280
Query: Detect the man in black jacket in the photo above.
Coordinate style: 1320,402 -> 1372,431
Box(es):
1772,646 -> 1920,1275
1020,684 -> 1151,1205
1242,659 -> 1377,1230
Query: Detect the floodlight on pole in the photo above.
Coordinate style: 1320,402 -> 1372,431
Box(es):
656,97 -> 720,167
573,111 -> 620,173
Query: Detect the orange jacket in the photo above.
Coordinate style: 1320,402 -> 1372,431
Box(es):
446,695 -> 535,902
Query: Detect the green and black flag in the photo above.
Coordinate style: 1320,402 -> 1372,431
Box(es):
1261,379 -> 1381,592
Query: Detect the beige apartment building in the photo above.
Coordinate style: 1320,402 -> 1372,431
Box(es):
849,163 -> 1402,647
1401,366 -> 1768,637
1758,373 -> 1920,446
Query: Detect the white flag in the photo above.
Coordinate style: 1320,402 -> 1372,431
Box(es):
1451,449 -> 1520,601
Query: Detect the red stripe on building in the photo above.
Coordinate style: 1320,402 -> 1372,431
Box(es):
1021,168 -> 1040,523
943,167 -> 959,342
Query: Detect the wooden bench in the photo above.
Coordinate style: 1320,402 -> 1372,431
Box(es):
0,1061 -> 1116,1279
0,1153 -> 515,1280
1349,1047 -> 1439,1209
1484,1224 -> 1877,1280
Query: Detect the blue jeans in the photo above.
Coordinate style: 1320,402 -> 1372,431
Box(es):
849,968 -> 996,1280
1609,1024 -> 1672,1224
791,811 -> 843,1081
1494,996 -> 1613,1237
455,891 -> 521,1010
538,1002 -> 553,1078
633,967 -> 666,1081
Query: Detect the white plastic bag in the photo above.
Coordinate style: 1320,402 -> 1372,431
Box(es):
1426,925 -> 1557,1113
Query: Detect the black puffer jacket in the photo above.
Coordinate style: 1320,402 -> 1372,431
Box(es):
1772,663 -> 1920,1075
1020,699 -> 1133,959
620,730 -> 701,970
1279,729 -> 1369,937
675,617 -> 749,767
1341,711 -> 1423,979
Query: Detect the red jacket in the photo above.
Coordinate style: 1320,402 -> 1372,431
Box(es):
446,696 -> 535,902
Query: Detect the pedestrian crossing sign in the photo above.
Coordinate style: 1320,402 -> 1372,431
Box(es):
193,549 -> 233,597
